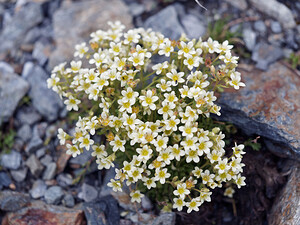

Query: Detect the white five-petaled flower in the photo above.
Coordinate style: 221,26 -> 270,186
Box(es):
229,71 -> 245,90
139,90 -> 159,110
173,183 -> 190,199
110,135 -> 126,152
74,42 -> 88,58
129,52 -> 145,66
66,143 -> 81,157
57,128 -> 67,145
130,190 -> 144,203
166,69 -> 185,86
64,96 -> 81,111
158,39 -> 174,57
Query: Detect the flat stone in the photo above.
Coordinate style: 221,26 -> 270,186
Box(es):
62,193 -> 75,208
249,0 -> 296,29
78,183 -> 98,203
0,150 -> 22,170
83,195 -> 120,225
270,21 -> 282,33
252,42 -> 283,71
48,0 -> 132,69
36,147 -> 46,158
56,173 -> 73,187
2,200 -> 85,225
32,41 -> 51,66
0,191 -> 30,212
181,14 -> 206,39
69,149 -> 92,166
25,154 -> 44,177
10,167 -> 27,182
141,196 -> 153,211
43,162 -> 57,180
40,154 -> 53,166
0,2 -> 43,55
243,26 -> 256,50
144,5 -> 185,40
128,3 -> 145,16
269,165 -> 300,225
25,126 -> 43,154
15,105 -> 42,126
254,20 -> 267,34
0,70 -> 29,126
151,213 -> 176,225
44,186 -> 64,205
56,145 -> 71,174
24,65 -> 63,121
225,0 -> 248,11
0,172 -> 12,189
0,61 -> 14,73
17,124 -> 32,143
30,179 -> 47,199
217,62 -> 300,160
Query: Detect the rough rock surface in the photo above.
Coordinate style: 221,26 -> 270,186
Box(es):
48,0 -> 132,69
24,65 -> 64,121
2,200 -> 85,225
144,5 -> 185,40
0,70 -> 29,125
269,165 -> 300,225
217,62 -> 300,159
0,191 -> 30,212
249,0 -> 296,29
0,2 -> 43,55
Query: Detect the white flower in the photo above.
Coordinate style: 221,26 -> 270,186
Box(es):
64,96 -> 81,111
186,198 -> 201,213
74,42 -> 88,58
79,134 -> 94,150
154,135 -> 169,152
224,187 -> 235,198
57,128 -> 67,145
139,90 -> 159,110
201,170 -> 215,184
204,37 -> 220,54
121,87 -> 139,104
109,42 -> 122,56
229,71 -> 245,90
165,116 -> 180,131
124,29 -> 140,44
107,179 -> 123,192
158,101 -> 175,120
137,145 -> 153,163
110,135 -> 126,152
155,168 -> 171,184
91,145 -> 107,158
67,60 -> 82,73
130,190 -> 144,203
66,144 -> 81,157
178,41 -> 195,57
173,183 -> 190,199
219,51 -> 239,64
156,79 -> 172,92
181,137 -> 198,151
184,55 -> 201,70
158,39 -> 174,57
235,174 -> 246,188
123,113 -> 139,130
152,62 -> 168,75
166,69 -> 185,86
129,52 -> 145,66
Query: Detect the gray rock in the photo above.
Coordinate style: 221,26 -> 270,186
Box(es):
25,126 -> 43,154
44,186 -> 64,205
225,0 -> 248,11
0,191 -> 30,212
254,20 -> 267,34
40,154 -> 53,166
0,70 -> 29,126
99,167 -> 116,197
30,179 -> 47,199
15,105 -> 42,126
141,196 -> 153,211
83,195 -> 120,225
252,42 -> 283,70
10,168 -> 27,182
56,173 -> 73,187
25,154 -> 44,177
23,27 -> 42,44
128,3 -> 145,16
62,193 -> 75,208
181,14 -> 206,39
151,213 -> 176,225
32,41 -> 50,66
36,147 -> 46,158
270,21 -> 282,33
21,61 -> 34,79
69,150 -> 92,165
0,61 -> 14,73
24,65 -> 63,121
0,3 -> 43,54
243,26 -> 256,50
0,172 -> 12,189
1,150 -> 22,170
144,5 -> 185,40
249,0 -> 296,29
17,124 -> 32,143
285,29 -> 298,50
43,162 -> 57,180
78,183 -> 98,202
217,63 -> 300,160
49,0 -> 132,69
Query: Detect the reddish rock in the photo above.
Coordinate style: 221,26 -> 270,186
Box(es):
268,165 -> 300,225
217,62 -> 300,160
56,144 -> 71,174
2,201 -> 85,225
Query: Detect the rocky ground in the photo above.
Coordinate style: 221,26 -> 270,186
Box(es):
0,0 -> 299,224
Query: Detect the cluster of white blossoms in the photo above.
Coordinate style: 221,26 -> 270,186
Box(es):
49,21 -> 246,213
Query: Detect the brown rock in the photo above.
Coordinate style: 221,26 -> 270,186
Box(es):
2,200 -> 85,225
56,144 -> 71,174
268,165 -> 300,225
217,62 -> 300,160
48,0 -> 132,70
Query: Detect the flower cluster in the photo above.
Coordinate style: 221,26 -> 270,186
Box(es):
49,21 -> 246,213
